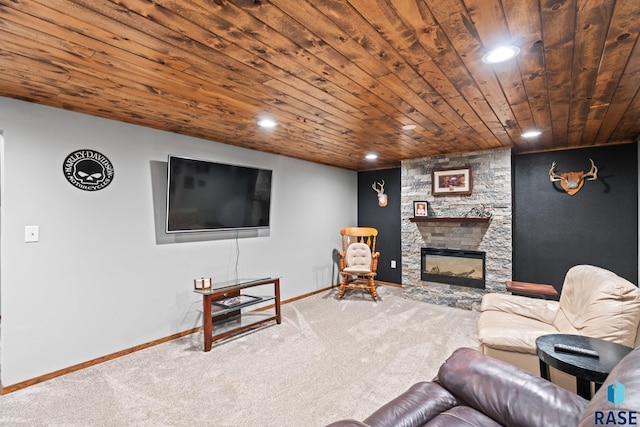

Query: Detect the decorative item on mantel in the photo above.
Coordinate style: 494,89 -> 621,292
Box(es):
414,201 -> 428,217
372,180 -> 388,207
194,277 -> 212,290
464,205 -> 492,219
409,205 -> 491,223
548,159 -> 598,196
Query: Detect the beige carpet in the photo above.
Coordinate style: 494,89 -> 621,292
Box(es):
0,286 -> 480,427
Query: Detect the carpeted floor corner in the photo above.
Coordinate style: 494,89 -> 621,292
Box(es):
0,286 -> 480,427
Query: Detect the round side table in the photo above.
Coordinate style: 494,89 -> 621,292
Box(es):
535,334 -> 632,399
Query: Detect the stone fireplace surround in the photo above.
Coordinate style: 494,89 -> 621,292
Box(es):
401,148 -> 512,310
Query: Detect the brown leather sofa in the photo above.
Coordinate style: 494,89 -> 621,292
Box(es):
325,346 -> 640,427
478,265 -> 640,390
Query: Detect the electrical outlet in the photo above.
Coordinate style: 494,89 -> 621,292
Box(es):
391,260 -> 397,268
25,225 -> 39,242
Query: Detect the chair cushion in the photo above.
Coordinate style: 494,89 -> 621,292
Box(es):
479,293 -> 561,354
556,265 -> 640,347
343,267 -> 372,274
478,309 -> 558,354
345,242 -> 372,270
481,293 -> 559,324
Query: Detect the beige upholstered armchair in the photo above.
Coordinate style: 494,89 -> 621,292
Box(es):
478,265 -> 640,390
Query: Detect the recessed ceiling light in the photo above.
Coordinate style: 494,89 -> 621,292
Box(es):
402,124 -> 417,131
365,153 -> 378,160
522,130 -> 542,138
481,46 -> 520,64
257,118 -> 277,128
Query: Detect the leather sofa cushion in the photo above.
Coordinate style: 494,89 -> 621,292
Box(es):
325,348 -> 591,427
436,348 -> 587,427
324,397 -> 501,427
325,421 -> 368,427
424,406 -> 501,427
556,265 -> 640,348
477,309 -> 558,354
481,293 -> 559,323
361,382 -> 459,427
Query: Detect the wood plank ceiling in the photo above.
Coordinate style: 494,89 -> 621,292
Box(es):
1,0 -> 639,170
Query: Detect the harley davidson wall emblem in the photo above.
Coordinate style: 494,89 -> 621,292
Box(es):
63,149 -> 114,191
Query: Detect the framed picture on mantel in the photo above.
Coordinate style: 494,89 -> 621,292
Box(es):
432,167 -> 473,196
413,201 -> 428,217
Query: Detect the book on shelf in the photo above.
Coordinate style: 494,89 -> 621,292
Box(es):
213,294 -> 260,308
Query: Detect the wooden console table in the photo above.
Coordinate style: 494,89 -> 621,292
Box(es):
194,277 -> 281,352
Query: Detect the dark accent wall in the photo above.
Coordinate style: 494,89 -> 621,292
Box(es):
358,168 -> 402,284
513,144 -> 638,291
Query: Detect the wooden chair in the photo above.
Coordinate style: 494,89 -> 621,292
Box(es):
338,227 -> 380,300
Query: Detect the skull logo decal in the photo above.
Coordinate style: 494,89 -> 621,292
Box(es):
63,149 -> 114,191
73,159 -> 106,185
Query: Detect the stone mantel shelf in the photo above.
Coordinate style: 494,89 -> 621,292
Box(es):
409,217 -> 491,223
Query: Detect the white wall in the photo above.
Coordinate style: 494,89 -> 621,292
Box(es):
0,97 -> 356,387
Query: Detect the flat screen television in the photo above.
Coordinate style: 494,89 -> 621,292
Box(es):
166,155 -> 272,233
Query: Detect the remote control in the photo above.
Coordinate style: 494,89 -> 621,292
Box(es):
554,343 -> 599,358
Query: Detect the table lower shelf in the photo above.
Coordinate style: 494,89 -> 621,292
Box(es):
211,295 -> 275,316
210,311 -> 279,342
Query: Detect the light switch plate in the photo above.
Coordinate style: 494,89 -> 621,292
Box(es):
25,225 -> 39,242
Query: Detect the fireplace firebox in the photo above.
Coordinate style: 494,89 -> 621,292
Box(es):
421,248 -> 486,289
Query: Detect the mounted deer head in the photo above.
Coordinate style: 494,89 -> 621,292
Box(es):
372,180 -> 388,207
549,158 -> 598,196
